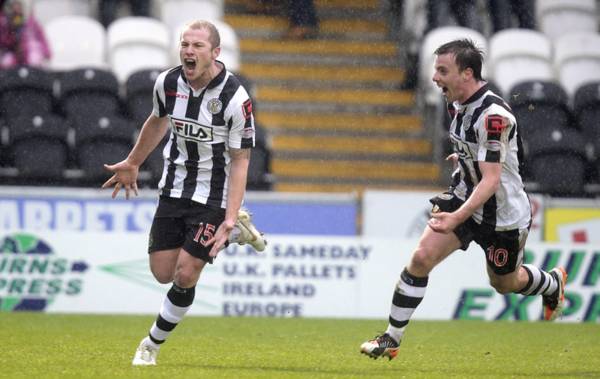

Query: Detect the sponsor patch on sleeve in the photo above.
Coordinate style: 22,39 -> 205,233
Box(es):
242,127 -> 254,139
242,99 -> 253,120
485,115 -> 508,135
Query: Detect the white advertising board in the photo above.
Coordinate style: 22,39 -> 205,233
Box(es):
1,231 -> 597,322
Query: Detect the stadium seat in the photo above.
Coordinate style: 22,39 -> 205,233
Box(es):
509,80 -> 572,138
526,127 -> 588,196
234,72 -> 273,190
58,68 -> 121,123
0,67 -> 55,120
573,81 -> 600,185
247,126 -> 274,191
31,0 -> 92,26
45,15 -> 107,71
140,134 -> 169,185
74,115 -> 135,182
536,0 -> 598,41
554,32 -> 600,98
171,19 -> 240,72
6,114 -> 70,183
419,26 -> 488,105
574,81 -> 600,139
124,69 -> 162,126
489,29 -> 554,96
107,17 -> 170,83
160,0 -> 224,32
509,80 -> 572,181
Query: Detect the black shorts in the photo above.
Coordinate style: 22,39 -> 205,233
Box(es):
148,196 -> 225,263
429,192 -> 529,275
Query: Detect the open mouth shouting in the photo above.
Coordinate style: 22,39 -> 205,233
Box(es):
183,58 -> 196,74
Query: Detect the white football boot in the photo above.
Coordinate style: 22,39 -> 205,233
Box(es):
232,209 -> 267,252
132,337 -> 159,366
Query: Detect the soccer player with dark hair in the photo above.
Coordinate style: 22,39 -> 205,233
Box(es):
360,39 -> 567,360
102,20 -> 266,366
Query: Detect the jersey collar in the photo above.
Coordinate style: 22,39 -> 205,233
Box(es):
461,82 -> 489,106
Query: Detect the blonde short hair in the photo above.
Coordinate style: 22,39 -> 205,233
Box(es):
181,20 -> 221,49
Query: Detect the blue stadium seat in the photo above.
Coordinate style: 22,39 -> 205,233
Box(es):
0,67 -> 55,120
58,68 -> 121,123
6,114 -> 70,184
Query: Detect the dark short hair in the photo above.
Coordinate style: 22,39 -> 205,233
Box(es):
434,39 -> 484,80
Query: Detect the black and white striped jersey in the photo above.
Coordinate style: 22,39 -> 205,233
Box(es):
448,84 -> 531,230
151,64 -> 255,209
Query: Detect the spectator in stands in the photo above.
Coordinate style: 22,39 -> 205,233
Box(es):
98,0 -> 151,28
425,0 -> 483,34
0,0 -> 50,68
487,0 -> 535,33
284,0 -> 318,39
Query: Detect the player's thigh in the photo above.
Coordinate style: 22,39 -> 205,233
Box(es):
480,228 -> 528,293
149,248 -> 180,283
408,226 -> 463,275
174,248 -> 208,287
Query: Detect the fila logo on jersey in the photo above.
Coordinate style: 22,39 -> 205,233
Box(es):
171,117 -> 213,142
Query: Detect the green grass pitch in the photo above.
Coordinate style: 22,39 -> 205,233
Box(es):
1,313 -> 598,378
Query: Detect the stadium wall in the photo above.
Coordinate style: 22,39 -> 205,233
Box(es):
0,187 -> 598,322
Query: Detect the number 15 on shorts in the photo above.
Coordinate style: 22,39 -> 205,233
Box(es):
194,223 -> 215,246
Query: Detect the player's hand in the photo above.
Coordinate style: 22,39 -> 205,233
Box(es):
446,153 -> 459,169
102,160 -> 140,200
207,220 -> 235,258
427,211 -> 459,234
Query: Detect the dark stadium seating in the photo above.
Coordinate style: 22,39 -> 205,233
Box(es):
247,124 -> 273,191
73,115 -> 135,183
0,67 -> 55,120
527,126 -> 588,196
574,81 -> 600,187
58,68 -> 121,123
235,72 -> 273,190
124,68 -> 162,126
6,114 -> 70,184
574,81 -> 600,140
509,80 -> 572,138
509,80 -> 573,180
140,134 -> 168,185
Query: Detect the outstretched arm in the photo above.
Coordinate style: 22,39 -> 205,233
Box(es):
207,147 -> 250,257
102,114 -> 169,199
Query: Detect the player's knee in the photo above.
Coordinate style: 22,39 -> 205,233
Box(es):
409,247 -> 435,274
152,270 -> 173,284
489,278 -> 512,294
174,269 -> 197,288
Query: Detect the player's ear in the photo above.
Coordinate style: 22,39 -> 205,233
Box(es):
462,68 -> 473,81
212,46 -> 221,60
